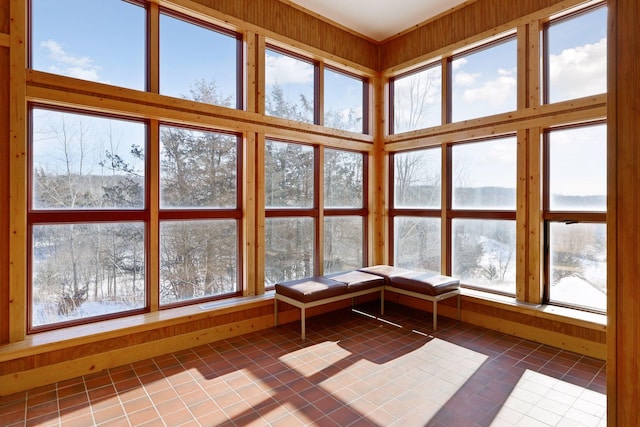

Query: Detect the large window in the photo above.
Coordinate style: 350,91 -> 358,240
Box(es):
391,63 -> 442,134
451,35 -> 517,122
265,48 -> 317,124
391,148 -> 442,271
543,4 -> 607,104
324,68 -> 367,133
159,126 -> 241,306
160,10 -> 241,109
544,123 -> 606,312
264,141 -> 367,283
30,107 -> 148,331
324,149 -> 366,273
30,0 -> 147,90
449,137 -> 517,294
264,140 -> 316,284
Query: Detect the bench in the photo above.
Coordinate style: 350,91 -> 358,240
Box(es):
274,265 -> 461,339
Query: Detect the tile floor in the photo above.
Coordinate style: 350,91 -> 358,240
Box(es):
0,302 -> 606,426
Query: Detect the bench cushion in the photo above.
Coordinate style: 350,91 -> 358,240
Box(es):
275,276 -> 348,303
326,270 -> 385,292
389,271 -> 460,296
357,265 -> 413,284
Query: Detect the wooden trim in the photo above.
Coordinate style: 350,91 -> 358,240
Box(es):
0,33 -> 9,48
9,0 -> 27,343
255,133 -> 266,290
26,71 -> 375,149
527,127 -> 543,303
244,132 -> 258,296
384,94 -> 606,150
371,73 -> 388,265
148,121 -> 160,311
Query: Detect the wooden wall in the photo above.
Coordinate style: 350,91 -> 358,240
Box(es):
1,0 -> 10,345
192,0 -> 379,70
607,0 -> 640,425
380,0 -> 567,70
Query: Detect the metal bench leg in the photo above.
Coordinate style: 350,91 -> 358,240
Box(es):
301,306 -> 306,340
274,298 -> 278,326
380,289 -> 385,315
433,300 -> 438,331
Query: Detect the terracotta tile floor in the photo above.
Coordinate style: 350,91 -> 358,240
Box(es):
0,302 -> 606,426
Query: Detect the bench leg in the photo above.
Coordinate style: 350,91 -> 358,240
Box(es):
274,298 -> 278,326
433,300 -> 438,331
380,289 -> 385,315
457,294 -> 461,320
301,307 -> 306,340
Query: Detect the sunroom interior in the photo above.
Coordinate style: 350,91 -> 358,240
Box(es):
0,0 -> 638,425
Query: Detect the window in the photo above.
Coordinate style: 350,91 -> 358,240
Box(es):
264,142 -> 368,283
30,0 -> 146,91
160,10 -> 241,109
264,140 -> 316,284
544,123 -> 607,312
451,35 -> 517,122
324,149 -> 366,273
324,68 -> 367,133
159,126 -> 241,306
391,63 -> 442,134
543,3 -> 607,104
449,137 -> 517,294
265,48 -> 317,124
30,107 -> 147,331
391,148 -> 442,271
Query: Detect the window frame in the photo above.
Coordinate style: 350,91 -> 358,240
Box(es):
158,123 -> 244,308
541,2 -> 608,105
542,120 -> 607,313
159,7 -> 244,110
446,135 -> 518,296
27,104 -> 151,333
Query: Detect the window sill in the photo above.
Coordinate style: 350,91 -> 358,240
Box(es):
0,292 -> 275,363
461,288 -> 607,331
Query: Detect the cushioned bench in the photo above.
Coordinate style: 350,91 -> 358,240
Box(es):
274,272 -> 385,340
274,265 -> 461,339
365,268 -> 461,331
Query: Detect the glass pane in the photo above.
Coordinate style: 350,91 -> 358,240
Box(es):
394,148 -> 441,208
452,137 -> 516,210
160,13 -> 238,108
324,216 -> 363,274
31,0 -> 145,90
160,126 -> 237,209
32,108 -> 146,210
546,6 -> 607,103
31,222 -> 145,327
324,149 -> 363,208
265,49 -> 315,123
452,219 -> 516,294
265,217 -> 314,285
548,124 -> 606,211
549,222 -> 606,311
452,37 -> 517,122
160,220 -> 238,305
393,64 -> 442,133
394,217 -> 441,272
265,140 -> 314,208
324,68 -> 364,132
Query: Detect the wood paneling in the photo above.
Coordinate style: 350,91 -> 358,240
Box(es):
380,0 -> 580,71
0,47 -> 8,344
608,0 -> 640,425
191,0 -> 378,70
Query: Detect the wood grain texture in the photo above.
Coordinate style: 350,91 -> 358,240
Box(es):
192,0 -> 378,70
380,0 -> 583,70
0,48 -> 8,344
608,0 -> 640,425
